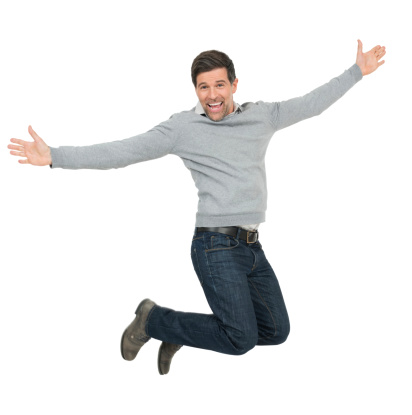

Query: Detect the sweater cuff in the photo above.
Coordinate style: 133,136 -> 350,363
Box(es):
49,147 -> 60,169
351,63 -> 363,82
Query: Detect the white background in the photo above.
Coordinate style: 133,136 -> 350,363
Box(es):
1,0 -> 411,414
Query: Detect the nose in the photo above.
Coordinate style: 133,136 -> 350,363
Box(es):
208,87 -> 218,100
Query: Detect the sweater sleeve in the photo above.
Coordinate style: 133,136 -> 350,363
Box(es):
49,115 -> 178,170
263,63 -> 363,132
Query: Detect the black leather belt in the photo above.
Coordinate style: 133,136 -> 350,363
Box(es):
196,226 -> 259,244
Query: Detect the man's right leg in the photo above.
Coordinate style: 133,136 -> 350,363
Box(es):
145,230 -> 259,355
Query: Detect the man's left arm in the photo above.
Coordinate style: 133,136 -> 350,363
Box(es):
267,40 -> 386,132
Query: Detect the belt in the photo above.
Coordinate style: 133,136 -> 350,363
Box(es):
196,226 -> 259,244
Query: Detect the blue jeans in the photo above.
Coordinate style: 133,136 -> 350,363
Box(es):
146,228 -> 290,355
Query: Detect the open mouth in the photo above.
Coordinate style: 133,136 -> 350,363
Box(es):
207,102 -> 223,113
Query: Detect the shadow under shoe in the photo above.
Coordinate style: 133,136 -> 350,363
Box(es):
158,342 -> 183,375
121,298 -> 156,361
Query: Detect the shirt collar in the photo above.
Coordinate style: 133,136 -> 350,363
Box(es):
195,101 -> 241,118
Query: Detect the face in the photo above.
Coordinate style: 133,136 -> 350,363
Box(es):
195,68 -> 238,122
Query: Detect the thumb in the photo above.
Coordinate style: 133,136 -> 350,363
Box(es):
357,39 -> 363,56
28,125 -> 43,143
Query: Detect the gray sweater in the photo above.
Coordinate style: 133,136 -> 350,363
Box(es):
50,64 -> 363,227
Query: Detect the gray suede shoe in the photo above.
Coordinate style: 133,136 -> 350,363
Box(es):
158,342 -> 182,375
121,298 -> 156,361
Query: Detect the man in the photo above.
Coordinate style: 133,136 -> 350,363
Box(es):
8,40 -> 386,375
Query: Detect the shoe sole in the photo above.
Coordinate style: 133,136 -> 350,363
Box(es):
120,328 -> 128,360
157,342 -> 166,375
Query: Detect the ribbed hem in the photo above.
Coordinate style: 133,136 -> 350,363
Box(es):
195,211 -> 265,227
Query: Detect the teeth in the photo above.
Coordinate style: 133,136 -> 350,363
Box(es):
209,102 -> 222,107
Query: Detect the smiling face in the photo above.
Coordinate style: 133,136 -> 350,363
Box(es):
195,68 -> 238,122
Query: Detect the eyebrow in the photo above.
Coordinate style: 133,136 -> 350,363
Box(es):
198,79 -> 228,87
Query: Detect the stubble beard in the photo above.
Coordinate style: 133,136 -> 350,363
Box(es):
205,101 -> 232,122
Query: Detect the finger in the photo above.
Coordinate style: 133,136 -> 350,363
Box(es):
374,49 -> 385,62
18,159 -> 29,164
374,46 -> 385,55
372,45 -> 381,54
10,150 -> 26,156
7,144 -> 24,151
10,138 -> 28,146
28,125 -> 42,143
378,60 -> 385,67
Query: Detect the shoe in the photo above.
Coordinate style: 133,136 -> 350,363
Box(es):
158,342 -> 182,375
121,298 -> 156,361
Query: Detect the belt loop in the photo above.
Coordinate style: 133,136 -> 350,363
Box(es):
236,227 -> 241,240
194,227 -> 198,237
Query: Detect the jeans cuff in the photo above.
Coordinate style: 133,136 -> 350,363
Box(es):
145,304 -> 158,336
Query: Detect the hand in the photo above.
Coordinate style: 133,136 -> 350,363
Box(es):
8,125 -> 52,166
356,39 -> 386,76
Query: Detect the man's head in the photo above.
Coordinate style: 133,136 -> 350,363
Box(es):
191,50 -> 238,122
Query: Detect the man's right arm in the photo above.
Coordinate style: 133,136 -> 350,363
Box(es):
49,117 -> 178,170
9,117 -> 178,169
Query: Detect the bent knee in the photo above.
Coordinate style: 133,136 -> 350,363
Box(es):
274,317 -> 291,345
231,332 -> 258,355
274,329 -> 290,345
259,323 -> 290,346
274,322 -> 290,345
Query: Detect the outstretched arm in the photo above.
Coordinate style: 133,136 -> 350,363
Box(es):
267,40 -> 386,132
8,117 -> 178,170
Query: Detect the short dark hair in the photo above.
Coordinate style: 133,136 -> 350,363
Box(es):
191,50 -> 236,87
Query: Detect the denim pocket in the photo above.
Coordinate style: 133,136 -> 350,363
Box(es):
205,234 -> 239,252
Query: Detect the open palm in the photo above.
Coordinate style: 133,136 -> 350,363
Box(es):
8,125 -> 51,166
356,39 -> 386,76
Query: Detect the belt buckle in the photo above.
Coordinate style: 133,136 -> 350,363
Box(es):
246,231 -> 258,244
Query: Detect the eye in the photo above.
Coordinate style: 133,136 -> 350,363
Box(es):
217,83 -> 224,87
200,86 -> 208,90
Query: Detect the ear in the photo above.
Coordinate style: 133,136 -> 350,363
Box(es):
232,78 -> 238,94
194,85 -> 201,100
